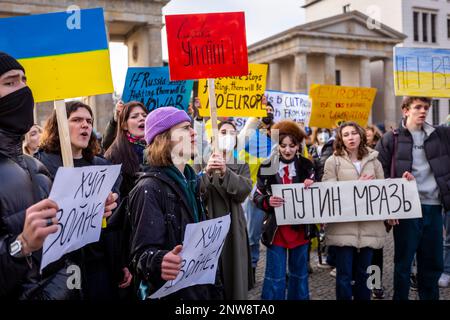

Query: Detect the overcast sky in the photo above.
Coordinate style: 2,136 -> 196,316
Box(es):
110,0 -> 306,95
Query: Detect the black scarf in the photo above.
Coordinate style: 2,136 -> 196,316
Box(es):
0,86 -> 34,135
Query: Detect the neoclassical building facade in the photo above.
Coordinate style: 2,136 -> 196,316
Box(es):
248,10 -> 406,128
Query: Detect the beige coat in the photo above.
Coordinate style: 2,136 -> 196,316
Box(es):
322,149 -> 387,249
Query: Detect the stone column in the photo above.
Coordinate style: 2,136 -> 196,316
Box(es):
324,54 -> 336,84
269,61 -> 281,91
360,56 -> 372,123
125,24 -> 163,67
383,57 -> 397,129
294,52 -> 308,93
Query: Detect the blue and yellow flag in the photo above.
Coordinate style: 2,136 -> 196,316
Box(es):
0,8 -> 113,102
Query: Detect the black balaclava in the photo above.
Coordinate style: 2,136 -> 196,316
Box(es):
0,52 -> 34,162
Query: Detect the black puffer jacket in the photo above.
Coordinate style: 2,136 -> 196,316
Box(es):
0,130 -> 52,298
253,154 -> 316,247
376,121 -> 450,211
129,165 -> 223,300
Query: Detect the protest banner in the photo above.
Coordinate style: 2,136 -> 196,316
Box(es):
197,64 -> 268,117
266,90 -> 311,125
165,12 -> 248,81
308,84 -> 376,129
150,214 -> 231,299
121,67 -> 193,111
41,165 -> 121,270
271,178 -> 422,225
394,47 -> 450,98
0,8 -> 114,167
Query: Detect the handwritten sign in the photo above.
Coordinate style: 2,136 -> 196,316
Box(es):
394,47 -> 450,98
41,165 -> 121,270
150,214 -> 231,299
266,90 -> 311,125
165,12 -> 248,81
272,179 -> 422,225
308,84 -> 376,128
0,8 -> 113,102
197,64 -> 268,117
121,67 -> 193,111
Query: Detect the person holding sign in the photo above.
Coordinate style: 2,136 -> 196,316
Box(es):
129,107 -> 223,300
0,52 -> 73,299
253,120 -> 315,300
36,101 -> 125,300
322,121 -> 386,300
197,120 -> 253,300
376,96 -> 450,300
102,99 -> 124,152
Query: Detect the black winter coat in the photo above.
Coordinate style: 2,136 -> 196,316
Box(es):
376,121 -> 450,211
129,165 -> 223,300
253,154 -> 316,247
0,130 -> 52,298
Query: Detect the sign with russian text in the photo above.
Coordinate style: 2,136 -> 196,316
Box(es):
165,12 -> 248,81
394,47 -> 450,98
150,214 -> 231,299
41,165 -> 121,270
272,179 -> 422,225
308,84 -> 376,128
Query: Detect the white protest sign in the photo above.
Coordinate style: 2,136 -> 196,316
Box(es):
272,179 -> 422,225
41,165 -> 121,270
266,90 -> 311,125
150,214 -> 231,299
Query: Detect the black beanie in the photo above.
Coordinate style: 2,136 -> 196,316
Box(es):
0,52 -> 25,77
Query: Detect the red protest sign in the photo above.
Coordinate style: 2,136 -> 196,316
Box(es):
165,12 -> 248,81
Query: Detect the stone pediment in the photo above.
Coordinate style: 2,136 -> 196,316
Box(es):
298,10 -> 406,41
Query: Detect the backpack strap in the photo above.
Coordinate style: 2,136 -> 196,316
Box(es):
390,129 -> 399,178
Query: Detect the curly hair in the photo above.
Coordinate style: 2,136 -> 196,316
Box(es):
365,124 -> 383,148
104,101 -> 148,175
40,101 -> 100,161
333,121 -> 368,160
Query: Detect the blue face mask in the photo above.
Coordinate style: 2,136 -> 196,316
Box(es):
317,132 -> 330,145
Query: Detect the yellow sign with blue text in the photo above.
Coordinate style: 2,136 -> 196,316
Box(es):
197,63 -> 268,118
0,8 -> 113,103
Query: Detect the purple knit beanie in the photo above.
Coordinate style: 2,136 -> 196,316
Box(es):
144,107 -> 191,144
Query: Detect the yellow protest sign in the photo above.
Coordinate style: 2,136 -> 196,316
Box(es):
198,63 -> 268,117
308,84 -> 376,128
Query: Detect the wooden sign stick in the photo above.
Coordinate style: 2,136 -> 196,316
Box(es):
207,78 -> 219,153
54,100 -> 74,167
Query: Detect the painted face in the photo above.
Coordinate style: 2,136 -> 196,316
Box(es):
170,121 -> 197,165
68,107 -> 93,153
404,99 -> 430,127
126,106 -> 147,137
317,129 -> 330,145
0,69 -> 27,98
218,123 -> 237,152
279,135 -> 299,161
341,125 -> 361,152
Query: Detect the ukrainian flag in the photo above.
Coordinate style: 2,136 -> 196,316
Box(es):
0,8 -> 113,102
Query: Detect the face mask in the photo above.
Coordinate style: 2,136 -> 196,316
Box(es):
0,86 -> 34,135
218,134 -> 236,153
262,113 -> 274,125
317,132 -> 330,145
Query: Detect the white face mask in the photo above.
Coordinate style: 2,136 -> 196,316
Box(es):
317,132 -> 330,145
218,134 -> 236,153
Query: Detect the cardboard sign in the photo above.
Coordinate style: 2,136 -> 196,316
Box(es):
122,67 -> 193,111
41,165 -> 121,270
0,8 -> 113,102
308,84 -> 376,128
266,90 -> 311,125
197,63 -> 268,117
150,214 -> 231,299
165,12 -> 248,81
394,47 -> 450,98
271,179 -> 422,225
